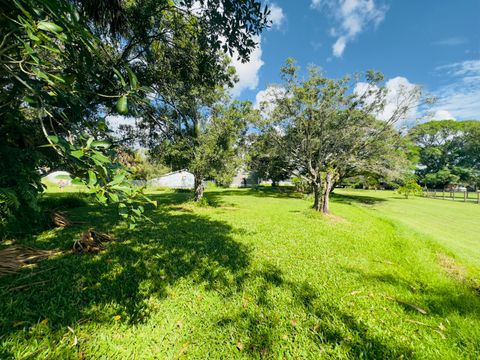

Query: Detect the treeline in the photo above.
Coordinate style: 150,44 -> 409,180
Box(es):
409,120 -> 480,189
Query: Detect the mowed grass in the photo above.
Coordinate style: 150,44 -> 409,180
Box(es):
336,189 -> 480,270
1,187 -> 479,359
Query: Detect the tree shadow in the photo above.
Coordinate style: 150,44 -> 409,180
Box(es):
207,186 -> 304,204
215,263 -> 416,359
340,265 -> 480,319
0,193 -> 250,340
331,192 -> 387,205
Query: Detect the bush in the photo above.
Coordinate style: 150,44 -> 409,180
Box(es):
291,176 -> 311,194
397,179 -> 423,199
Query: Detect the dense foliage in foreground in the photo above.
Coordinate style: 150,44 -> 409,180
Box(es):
0,188 -> 479,359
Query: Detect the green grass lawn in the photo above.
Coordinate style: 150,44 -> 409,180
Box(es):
1,188 -> 479,359
336,189 -> 480,270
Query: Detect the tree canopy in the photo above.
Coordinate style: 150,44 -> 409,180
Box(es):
409,120 -> 480,189
0,0 -> 270,229
255,59 -> 422,213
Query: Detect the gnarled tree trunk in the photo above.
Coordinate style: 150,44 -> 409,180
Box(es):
194,174 -> 204,201
312,181 -> 322,211
320,171 -> 335,214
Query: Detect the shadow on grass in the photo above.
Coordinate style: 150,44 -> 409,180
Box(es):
205,186 -> 304,205
0,192 -> 250,340
216,263 -> 416,358
331,192 -> 387,205
341,265 -> 480,319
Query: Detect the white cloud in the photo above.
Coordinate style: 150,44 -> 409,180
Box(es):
433,110 -> 456,120
436,60 -> 480,77
383,77 -> 420,121
106,115 -> 137,132
431,60 -> 480,120
230,36 -> 264,97
311,0 -> 388,57
254,85 -> 286,117
354,76 -> 421,126
268,3 -> 286,30
333,36 -> 347,57
433,37 -> 468,46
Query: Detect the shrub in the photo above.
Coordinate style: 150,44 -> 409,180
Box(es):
398,179 -> 423,199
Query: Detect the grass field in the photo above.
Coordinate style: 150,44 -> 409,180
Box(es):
336,189 -> 480,270
1,187 -> 479,359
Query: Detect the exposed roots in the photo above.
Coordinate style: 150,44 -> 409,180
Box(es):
73,228 -> 114,253
0,247 -> 59,277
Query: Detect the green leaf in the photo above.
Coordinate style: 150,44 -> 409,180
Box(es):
126,67 -> 138,89
71,178 -> 84,185
116,95 -> 128,114
70,150 -> 84,159
108,192 -> 119,203
47,135 -> 59,144
87,170 -> 97,186
91,140 -> 110,149
109,172 -> 126,186
86,137 -> 94,149
91,151 -> 111,164
96,194 -> 108,204
26,29 -> 40,42
113,68 -> 126,87
37,21 -> 63,33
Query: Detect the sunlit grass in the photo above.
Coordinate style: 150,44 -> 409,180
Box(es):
0,188 -> 479,359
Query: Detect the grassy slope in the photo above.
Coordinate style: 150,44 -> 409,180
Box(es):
0,188 -> 479,359
336,189 -> 480,269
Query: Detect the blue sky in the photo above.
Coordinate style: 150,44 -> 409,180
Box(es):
231,0 -> 480,122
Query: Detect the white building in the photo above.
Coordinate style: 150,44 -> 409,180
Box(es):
148,170 -> 194,189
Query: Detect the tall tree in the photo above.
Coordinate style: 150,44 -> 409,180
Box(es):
151,92 -> 258,200
247,129 -> 291,186
265,59 -> 424,213
0,0 -> 269,223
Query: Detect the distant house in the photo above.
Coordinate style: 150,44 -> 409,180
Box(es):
148,170 -> 194,189
230,168 -> 259,187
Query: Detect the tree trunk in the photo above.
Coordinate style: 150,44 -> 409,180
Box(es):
272,180 -> 278,187
320,171 -> 334,214
194,175 -> 204,201
312,181 -> 322,211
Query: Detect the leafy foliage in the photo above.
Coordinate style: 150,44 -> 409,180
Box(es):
46,135 -> 156,228
409,120 -> 480,188
261,58 -> 422,213
247,129 -> 292,186
0,0 -> 269,225
150,90 -> 257,200
397,179 -> 423,199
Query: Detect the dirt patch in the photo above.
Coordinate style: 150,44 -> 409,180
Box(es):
324,213 -> 348,224
437,253 -> 479,294
301,209 -> 348,223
